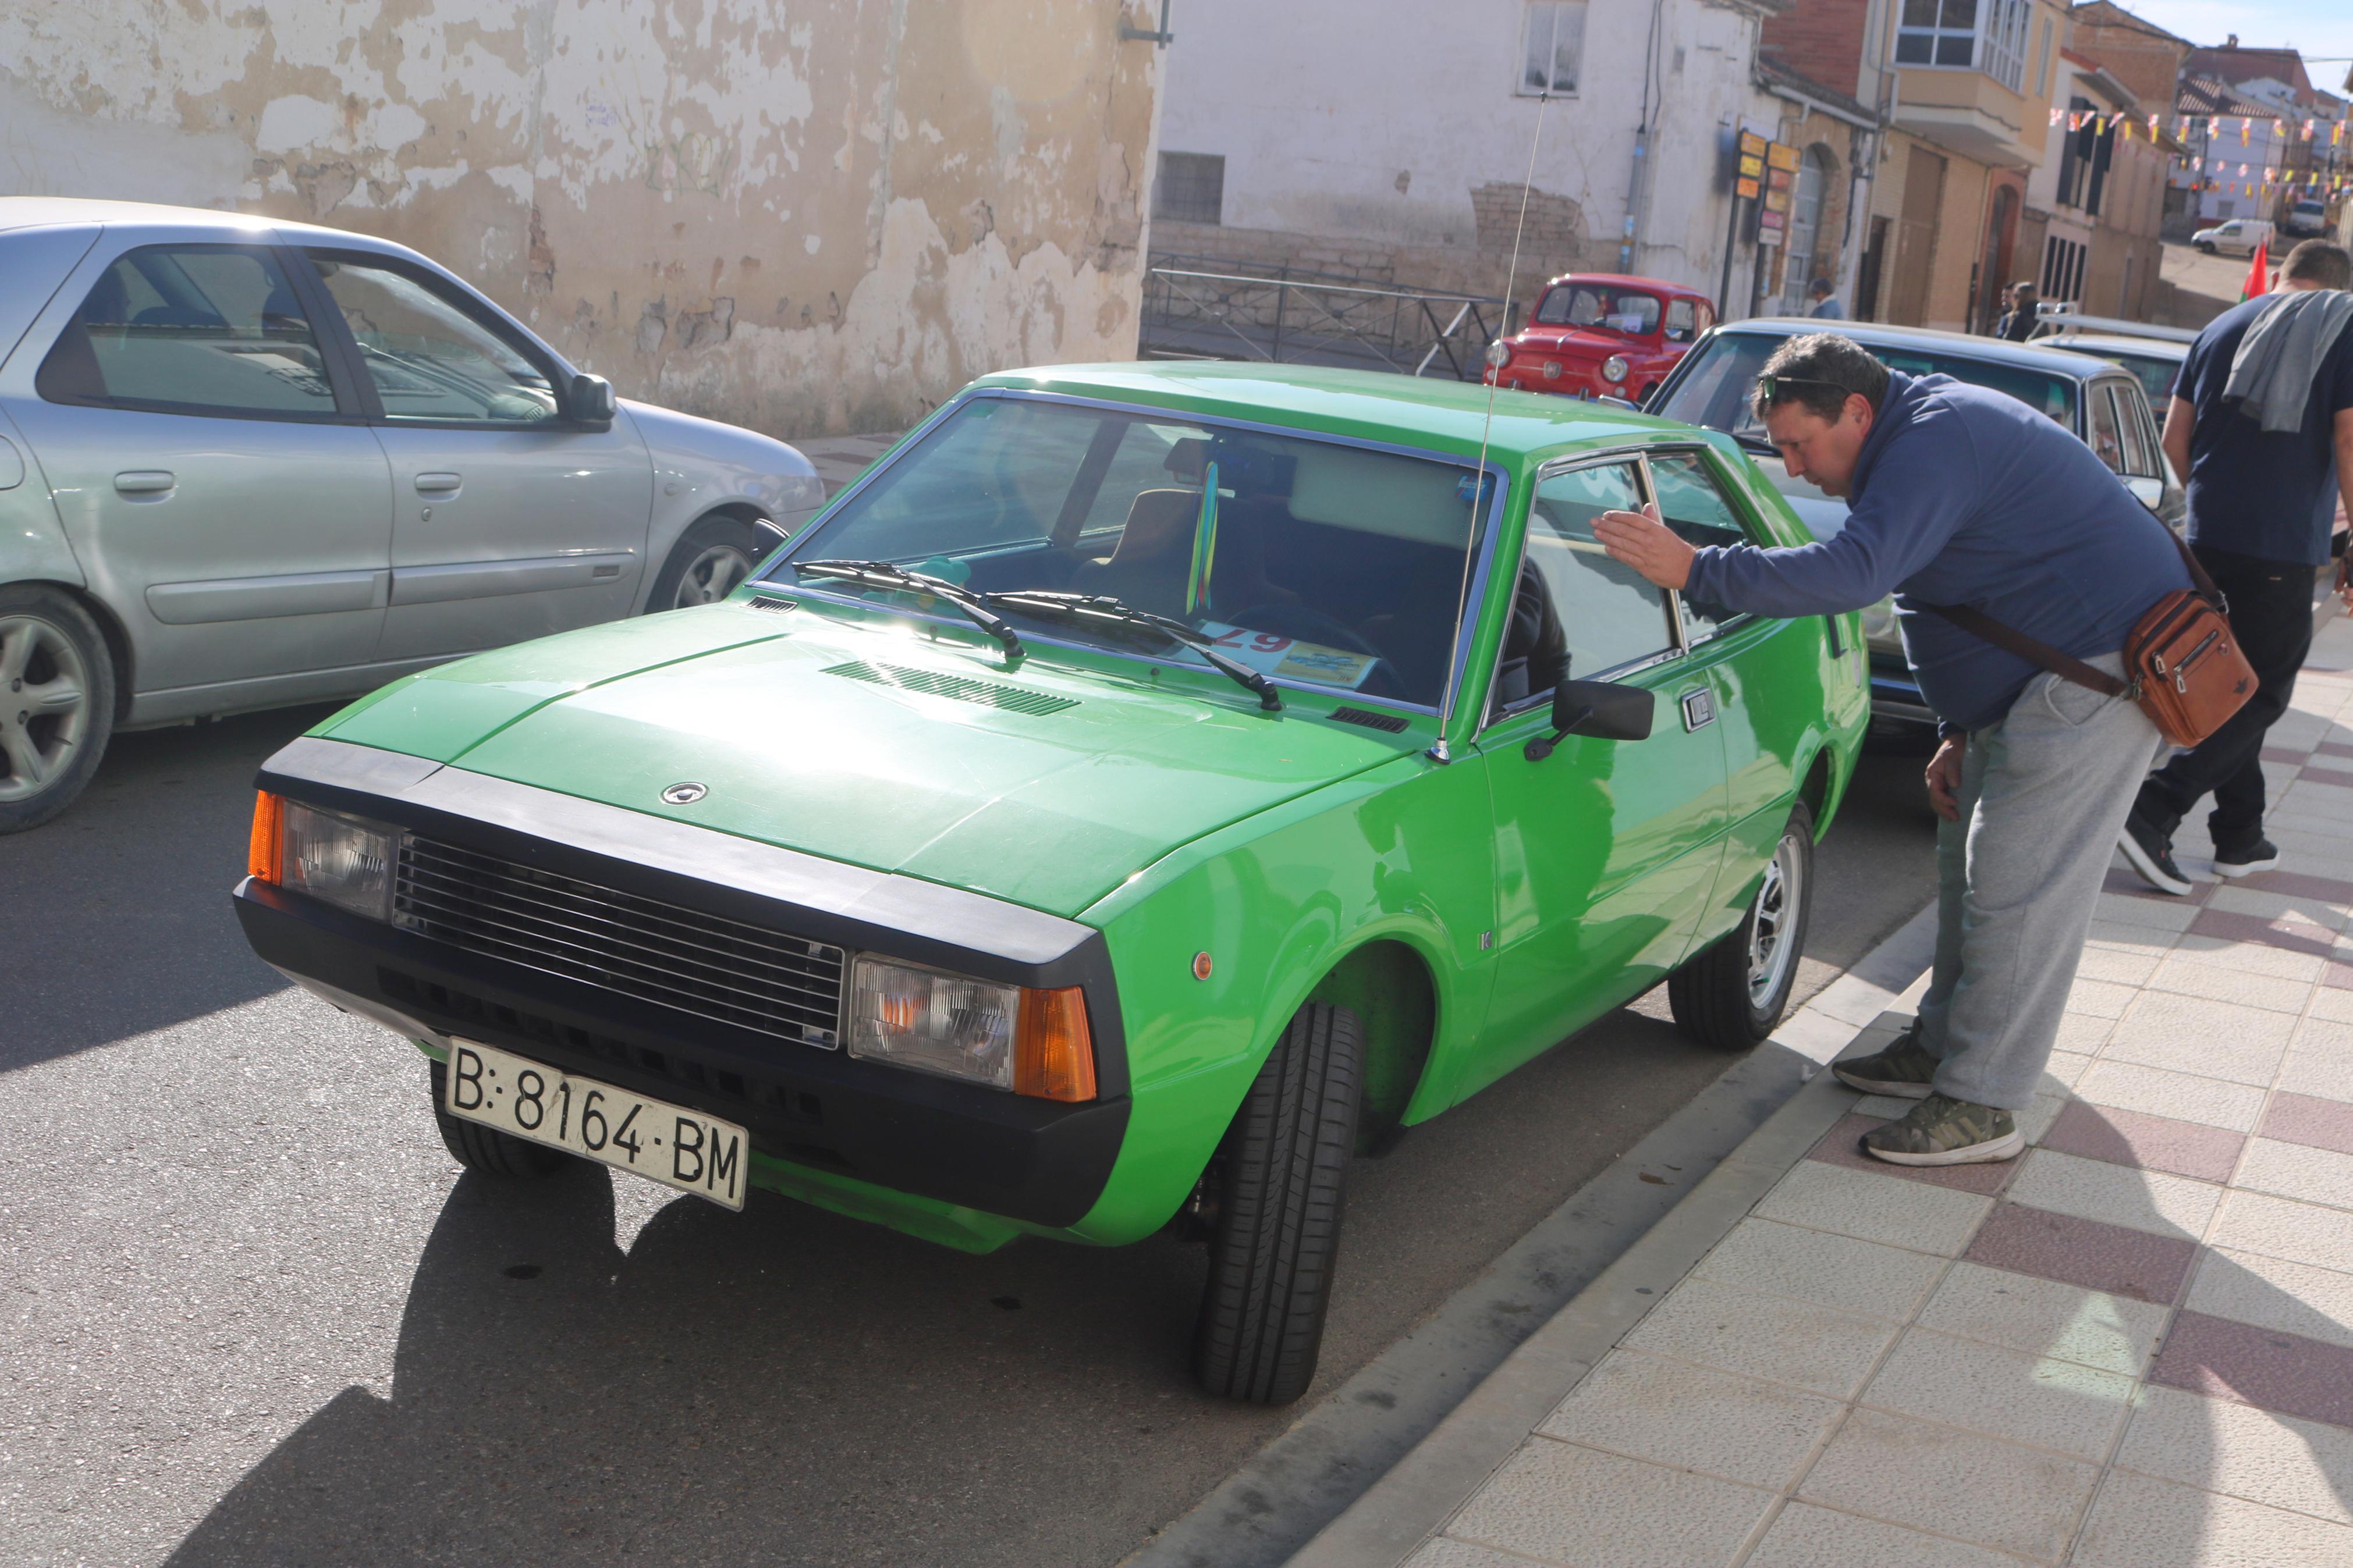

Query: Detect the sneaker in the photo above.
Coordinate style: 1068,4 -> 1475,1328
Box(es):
1832,1027 -> 1939,1099
2213,837 -> 2280,877
1861,1093 -> 2024,1166
2118,811 -> 2193,896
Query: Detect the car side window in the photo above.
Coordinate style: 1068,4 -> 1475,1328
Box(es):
1648,451 -> 1754,639
2085,383 -> 2125,475
34,244 -> 340,418
2108,386 -> 2157,480
1519,461 -> 1677,691
307,254 -> 560,424
1665,298 -> 1697,343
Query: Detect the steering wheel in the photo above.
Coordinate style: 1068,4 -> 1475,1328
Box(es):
1227,603 -> 1382,658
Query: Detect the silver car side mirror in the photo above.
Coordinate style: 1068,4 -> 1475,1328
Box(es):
570,373 -> 616,427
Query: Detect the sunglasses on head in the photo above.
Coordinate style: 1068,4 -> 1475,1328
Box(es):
1754,374 -> 1856,402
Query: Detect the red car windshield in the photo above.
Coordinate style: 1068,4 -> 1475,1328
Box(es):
1532,285 -> 1661,336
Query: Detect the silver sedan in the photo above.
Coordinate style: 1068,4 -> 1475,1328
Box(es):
0,198 -> 824,830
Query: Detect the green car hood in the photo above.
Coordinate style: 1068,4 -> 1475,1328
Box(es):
323,605 -> 1412,918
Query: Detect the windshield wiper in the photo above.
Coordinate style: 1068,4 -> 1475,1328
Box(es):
791,559 -> 1025,667
985,591 -> 1283,712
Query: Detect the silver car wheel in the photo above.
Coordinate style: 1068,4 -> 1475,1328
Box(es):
674,544 -> 753,607
0,613 -> 93,805
1746,829 -> 1804,1007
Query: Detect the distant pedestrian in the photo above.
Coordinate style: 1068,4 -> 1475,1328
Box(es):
2120,239 -> 2353,891
1994,282 -> 2039,341
1594,334 -> 2187,1166
1807,278 -> 1844,319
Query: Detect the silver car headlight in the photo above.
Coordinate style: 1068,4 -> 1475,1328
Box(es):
1860,596 -> 1903,657
1602,354 -> 1630,383
251,795 -> 400,921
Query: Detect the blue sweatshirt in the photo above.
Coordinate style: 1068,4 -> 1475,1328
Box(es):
1684,372 -> 2190,733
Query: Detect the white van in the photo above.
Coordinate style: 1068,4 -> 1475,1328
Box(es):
2192,217 -> 2274,257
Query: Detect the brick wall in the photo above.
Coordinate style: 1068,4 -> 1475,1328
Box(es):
1761,0 -> 1874,98
2068,24 -> 2187,109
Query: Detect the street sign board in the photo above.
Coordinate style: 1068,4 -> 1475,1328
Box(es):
1766,142 -> 1800,172
1735,176 -> 1760,200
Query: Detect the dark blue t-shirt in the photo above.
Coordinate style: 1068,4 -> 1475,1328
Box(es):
2174,293 -> 2353,566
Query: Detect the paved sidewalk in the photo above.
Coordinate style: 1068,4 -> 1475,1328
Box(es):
796,430 -> 902,497
1317,615 -> 2353,1567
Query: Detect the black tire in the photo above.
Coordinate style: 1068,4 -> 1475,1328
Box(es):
428,1060 -> 571,1178
2195,241 -> 2216,255
647,513 -> 768,613
0,584 -> 117,834
1669,800 -> 1816,1051
1191,1001 -> 1362,1405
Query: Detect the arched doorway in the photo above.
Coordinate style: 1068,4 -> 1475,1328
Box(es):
1979,184 -> 2020,332
1779,148 -> 1832,314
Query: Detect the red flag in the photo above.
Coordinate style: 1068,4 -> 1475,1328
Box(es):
2241,241 -> 2269,301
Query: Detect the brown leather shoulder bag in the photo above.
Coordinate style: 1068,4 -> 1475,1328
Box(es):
1925,531 -> 2256,748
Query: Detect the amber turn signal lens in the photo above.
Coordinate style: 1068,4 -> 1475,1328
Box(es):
1014,986 -> 1096,1103
247,791 -> 283,883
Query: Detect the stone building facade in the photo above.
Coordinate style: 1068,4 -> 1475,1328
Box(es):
0,1 -> 1169,438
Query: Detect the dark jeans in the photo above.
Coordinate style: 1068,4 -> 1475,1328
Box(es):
2134,545 -> 2318,849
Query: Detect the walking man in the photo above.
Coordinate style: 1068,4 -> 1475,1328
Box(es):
1595,335 -> 2187,1165
2120,240 -> 2353,893
1806,278 -> 1844,320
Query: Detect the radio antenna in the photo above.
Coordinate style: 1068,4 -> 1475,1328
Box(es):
1433,88 -> 1551,762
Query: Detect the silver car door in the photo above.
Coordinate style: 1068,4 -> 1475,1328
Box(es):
0,234 -> 391,696
300,250 -> 650,663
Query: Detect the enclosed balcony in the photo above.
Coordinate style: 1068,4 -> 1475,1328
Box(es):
1889,0 -> 2057,166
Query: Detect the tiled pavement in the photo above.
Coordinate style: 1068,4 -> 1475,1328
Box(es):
1392,630 -> 2353,1566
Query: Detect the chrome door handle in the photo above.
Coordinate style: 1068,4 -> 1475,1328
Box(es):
114,470 -> 176,495
414,472 -> 463,495
1680,688 -> 1716,731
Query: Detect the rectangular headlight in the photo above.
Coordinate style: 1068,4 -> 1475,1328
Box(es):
847,957 -> 1097,1101
849,956 -> 1020,1089
251,792 -> 400,922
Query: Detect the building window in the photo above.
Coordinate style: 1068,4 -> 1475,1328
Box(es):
1153,152 -> 1226,225
1895,0 -> 2030,91
1780,150 -> 1832,314
1519,1 -> 1586,96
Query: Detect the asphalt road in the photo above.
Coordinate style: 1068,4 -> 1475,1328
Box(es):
0,706 -> 1937,1568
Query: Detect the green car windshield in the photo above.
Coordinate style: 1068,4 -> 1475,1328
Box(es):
773,395 -> 1489,709
1657,331 -> 2079,438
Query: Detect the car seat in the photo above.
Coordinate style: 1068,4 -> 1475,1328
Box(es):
1071,438 -> 1296,620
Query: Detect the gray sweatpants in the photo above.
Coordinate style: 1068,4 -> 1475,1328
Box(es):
1914,656 -> 2167,1111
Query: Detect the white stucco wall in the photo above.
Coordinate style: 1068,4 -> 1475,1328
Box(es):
0,1 -> 1167,438
1154,0 -> 1782,301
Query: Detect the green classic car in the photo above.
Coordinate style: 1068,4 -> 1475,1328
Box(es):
233,364 -> 1866,1403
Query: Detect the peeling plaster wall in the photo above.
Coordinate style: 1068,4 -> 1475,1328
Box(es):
0,1 -> 1164,437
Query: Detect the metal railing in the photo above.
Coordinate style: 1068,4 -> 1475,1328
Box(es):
1137,258 -> 1512,381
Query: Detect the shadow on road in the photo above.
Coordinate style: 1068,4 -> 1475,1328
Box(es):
0,705 -> 335,1071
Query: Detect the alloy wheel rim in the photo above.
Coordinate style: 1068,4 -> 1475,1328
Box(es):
1746,831 -> 1802,1007
0,614 -> 92,804
676,545 -> 752,607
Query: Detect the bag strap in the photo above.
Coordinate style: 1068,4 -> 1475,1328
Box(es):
2163,527 -> 2227,607
1921,602 -> 2131,697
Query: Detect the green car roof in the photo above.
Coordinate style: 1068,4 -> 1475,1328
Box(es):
970,361 -> 1694,468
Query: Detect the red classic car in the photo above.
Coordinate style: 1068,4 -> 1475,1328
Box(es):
1483,273 -> 1717,404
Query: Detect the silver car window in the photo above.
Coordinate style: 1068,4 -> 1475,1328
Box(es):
34,244 -> 339,418
308,255 -> 558,425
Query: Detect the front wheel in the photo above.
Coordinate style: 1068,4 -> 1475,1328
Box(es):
1191,1001 -> 1362,1405
648,514 -> 768,612
1669,800 -> 1815,1050
2195,241 -> 2216,255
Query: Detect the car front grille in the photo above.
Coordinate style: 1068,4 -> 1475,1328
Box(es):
392,835 -> 844,1048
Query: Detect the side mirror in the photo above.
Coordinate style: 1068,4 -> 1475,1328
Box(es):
1525,678 -> 1656,761
2124,475 -> 2165,512
570,372 -> 617,426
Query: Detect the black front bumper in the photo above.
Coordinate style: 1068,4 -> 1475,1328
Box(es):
235,741 -> 1132,1231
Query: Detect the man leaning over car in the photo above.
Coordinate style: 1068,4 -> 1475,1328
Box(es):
1594,335 -> 2188,1167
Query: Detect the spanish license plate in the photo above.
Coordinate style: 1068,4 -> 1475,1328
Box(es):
444,1040 -> 748,1210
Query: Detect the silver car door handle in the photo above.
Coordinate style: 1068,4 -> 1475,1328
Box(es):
414,472 -> 463,495
114,470 -> 176,495
1680,688 -> 1717,731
